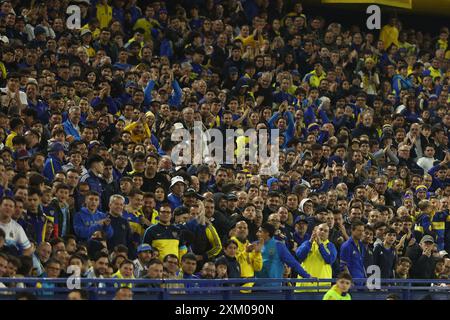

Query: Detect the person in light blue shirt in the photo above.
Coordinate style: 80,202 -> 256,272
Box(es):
255,223 -> 311,287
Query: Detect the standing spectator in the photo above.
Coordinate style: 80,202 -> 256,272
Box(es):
107,195 -> 133,253
296,223 -> 337,291
81,156 -> 108,211
230,220 -> 263,281
142,203 -> 189,261
255,223 -> 311,286
373,228 -> 398,278
407,235 -> 437,279
340,221 -> 366,280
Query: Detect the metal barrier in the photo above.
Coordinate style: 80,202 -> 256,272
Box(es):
0,278 -> 449,300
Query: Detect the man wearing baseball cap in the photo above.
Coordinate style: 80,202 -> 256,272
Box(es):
407,235 -> 437,279
133,243 -> 153,278
42,142 -> 65,182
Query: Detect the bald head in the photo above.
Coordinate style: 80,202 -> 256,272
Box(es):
235,220 -> 249,240
37,242 -> 52,263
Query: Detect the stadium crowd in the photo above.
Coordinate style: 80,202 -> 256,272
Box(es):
0,0 -> 449,300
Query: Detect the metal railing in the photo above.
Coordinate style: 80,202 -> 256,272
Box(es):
0,277 -> 449,300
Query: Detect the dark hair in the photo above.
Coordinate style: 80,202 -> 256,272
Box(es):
181,253 -> 197,262
396,256 -> 412,266
0,196 -> 16,206
18,255 -> 33,276
163,254 -> 179,263
119,259 -> 134,268
28,188 -> 42,197
223,239 -> 239,249
385,227 -> 397,235
261,222 -> 275,237
55,183 -> 71,192
114,245 -> 129,254
148,258 -> 163,267
336,272 -> 352,281
45,258 -> 61,268
373,221 -> 388,230
93,251 -> 109,262
351,220 -> 365,231
69,253 -> 87,265
10,117 -> 24,130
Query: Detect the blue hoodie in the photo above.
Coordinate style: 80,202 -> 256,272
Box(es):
73,207 -> 113,241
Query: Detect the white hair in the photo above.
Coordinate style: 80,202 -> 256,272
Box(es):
109,194 -> 125,204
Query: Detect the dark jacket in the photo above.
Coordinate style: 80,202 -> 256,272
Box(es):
215,254 -> 241,279
48,199 -> 74,238
107,213 -> 135,258
351,123 -> 379,141
406,244 -> 436,280
373,244 -> 396,278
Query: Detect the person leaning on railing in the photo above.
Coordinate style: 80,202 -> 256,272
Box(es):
323,272 -> 352,300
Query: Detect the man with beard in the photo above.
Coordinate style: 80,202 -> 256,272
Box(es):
32,241 -> 52,276
199,261 -> 216,280
225,193 -> 240,219
96,113 -> 119,148
85,251 -> 109,298
231,220 -> 263,281
301,158 -> 315,181
385,179 -> 405,208
208,168 -> 228,193
133,244 -> 153,278
196,165 -> 212,194
309,173 -> 331,193
232,204 -> 258,242
141,153 -> 170,193
210,194 -> 234,241
263,191 -> 282,222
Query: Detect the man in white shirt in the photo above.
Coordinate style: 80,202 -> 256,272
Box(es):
417,145 -> 437,173
0,197 -> 33,256
0,72 -> 28,115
